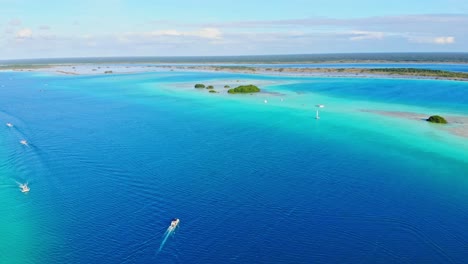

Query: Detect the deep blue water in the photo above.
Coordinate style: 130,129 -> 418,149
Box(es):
0,70 -> 467,263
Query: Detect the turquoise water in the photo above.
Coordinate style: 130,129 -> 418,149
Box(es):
0,70 -> 467,263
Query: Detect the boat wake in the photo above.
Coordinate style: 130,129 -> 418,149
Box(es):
157,228 -> 173,253
157,219 -> 180,254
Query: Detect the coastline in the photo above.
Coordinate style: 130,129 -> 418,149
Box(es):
1,63 -> 468,82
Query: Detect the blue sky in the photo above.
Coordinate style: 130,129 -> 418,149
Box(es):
1,0 -> 467,59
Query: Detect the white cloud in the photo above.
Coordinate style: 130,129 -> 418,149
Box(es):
408,35 -> 455,45
349,31 -> 384,41
195,28 -> 222,39
433,36 -> 455,44
16,28 -> 32,39
1,15 -> 465,59
125,27 -> 222,40
148,30 -> 181,37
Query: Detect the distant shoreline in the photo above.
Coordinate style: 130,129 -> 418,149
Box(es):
3,60 -> 468,66
2,53 -> 468,65
2,63 -> 468,82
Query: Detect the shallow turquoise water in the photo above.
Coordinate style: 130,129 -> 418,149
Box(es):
0,71 -> 467,263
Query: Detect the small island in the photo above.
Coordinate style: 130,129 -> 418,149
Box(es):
194,84 -> 205,88
426,115 -> 448,124
209,90 -> 217,93
206,85 -> 214,89
224,85 -> 230,88
227,85 -> 260,94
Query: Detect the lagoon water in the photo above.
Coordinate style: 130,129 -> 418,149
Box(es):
0,70 -> 467,263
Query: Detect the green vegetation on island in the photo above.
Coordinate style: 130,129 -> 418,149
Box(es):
227,85 -> 260,94
366,68 -> 468,79
206,85 -> 214,89
224,85 -> 230,88
209,90 -> 217,93
426,115 -> 448,124
214,66 -> 256,72
194,84 -> 205,88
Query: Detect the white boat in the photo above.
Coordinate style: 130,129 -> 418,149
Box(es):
264,99 -> 268,104
6,123 -> 13,127
20,140 -> 28,145
19,183 -> 30,193
169,218 -> 180,230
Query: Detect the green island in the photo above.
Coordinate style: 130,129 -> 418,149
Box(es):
209,90 -> 217,93
224,85 -> 230,88
206,85 -> 214,89
194,84 -> 205,88
426,115 -> 448,124
227,85 -> 260,94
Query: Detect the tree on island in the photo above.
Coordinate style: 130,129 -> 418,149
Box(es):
224,85 -> 230,88
426,115 -> 447,124
209,90 -> 217,93
227,85 -> 260,94
206,85 -> 214,89
194,84 -> 205,88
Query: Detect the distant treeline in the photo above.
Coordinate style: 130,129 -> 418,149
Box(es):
366,68 -> 468,78
2,53 -> 468,65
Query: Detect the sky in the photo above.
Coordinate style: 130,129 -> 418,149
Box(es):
1,0 -> 468,59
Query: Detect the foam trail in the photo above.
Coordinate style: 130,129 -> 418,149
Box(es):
157,228 -> 174,254
15,180 -> 28,186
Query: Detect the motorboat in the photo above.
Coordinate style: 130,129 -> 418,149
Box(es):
169,218 -> 180,230
264,99 -> 268,104
316,104 -> 325,108
6,123 -> 13,127
20,140 -> 28,145
19,183 -> 30,193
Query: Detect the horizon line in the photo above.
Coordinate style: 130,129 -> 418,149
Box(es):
2,52 -> 468,65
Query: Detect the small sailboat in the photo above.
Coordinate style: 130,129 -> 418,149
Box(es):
19,183 -> 30,193
315,104 -> 324,120
20,140 -> 28,145
6,122 -> 13,127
